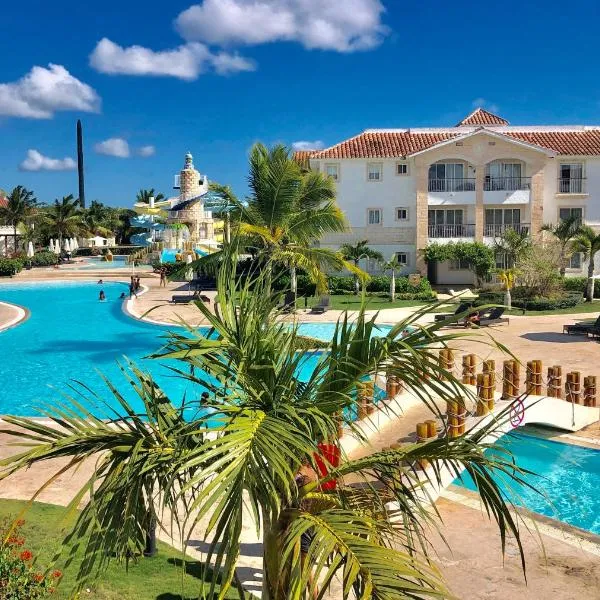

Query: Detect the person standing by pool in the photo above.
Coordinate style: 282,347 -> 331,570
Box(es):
159,268 -> 167,287
129,281 -> 137,299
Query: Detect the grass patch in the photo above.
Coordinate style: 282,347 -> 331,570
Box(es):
296,295 -> 432,311
0,499 -> 248,600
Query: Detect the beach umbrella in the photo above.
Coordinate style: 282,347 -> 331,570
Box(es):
48,239 -> 54,252
73,238 -> 79,250
27,241 -> 34,258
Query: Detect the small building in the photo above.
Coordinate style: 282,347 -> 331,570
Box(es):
79,235 -> 116,248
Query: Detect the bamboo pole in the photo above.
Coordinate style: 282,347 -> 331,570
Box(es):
476,373 -> 488,416
584,375 -> 597,407
462,354 -> 476,385
566,371 -> 582,404
357,383 -> 368,419
446,400 -> 459,439
364,380 -> 375,415
502,360 -> 518,400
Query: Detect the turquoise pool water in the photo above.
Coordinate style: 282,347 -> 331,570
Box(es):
457,431 -> 600,534
72,256 -> 151,270
160,248 -> 207,263
0,282 -> 388,417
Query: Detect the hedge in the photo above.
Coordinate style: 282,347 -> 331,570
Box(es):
562,276 -> 600,298
0,258 -> 23,277
31,251 -> 58,267
476,290 -> 583,311
328,275 -> 433,296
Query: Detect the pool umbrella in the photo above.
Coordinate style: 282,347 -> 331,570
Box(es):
27,241 -> 34,258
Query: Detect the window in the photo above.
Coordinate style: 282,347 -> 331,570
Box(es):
428,162 -> 472,191
325,164 -> 339,181
367,208 -> 382,225
495,253 -> 514,270
484,161 -> 524,191
568,253 -> 582,269
428,209 -> 465,237
449,259 -> 470,270
485,208 -> 522,236
559,163 -> 584,193
395,207 -> 409,221
367,163 -> 383,181
559,207 -> 583,223
396,162 -> 408,176
396,252 -> 408,266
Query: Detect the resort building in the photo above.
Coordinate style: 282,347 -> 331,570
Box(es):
297,108 -> 600,284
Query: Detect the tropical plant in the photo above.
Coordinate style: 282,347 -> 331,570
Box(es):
497,268 -> 518,310
381,254 -> 402,301
541,215 -> 582,277
0,250 -> 533,600
493,228 -> 531,267
0,186 -> 37,253
43,195 -> 82,247
135,189 -> 165,204
423,242 -> 495,287
339,240 -> 383,294
571,225 -> 600,302
516,241 -> 563,298
233,143 -> 353,293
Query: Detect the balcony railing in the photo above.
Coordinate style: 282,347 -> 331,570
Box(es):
484,177 -> 531,191
428,224 -> 475,238
484,223 -> 530,237
428,178 -> 475,192
557,178 -> 586,194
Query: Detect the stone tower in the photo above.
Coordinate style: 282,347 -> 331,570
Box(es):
179,152 -> 202,201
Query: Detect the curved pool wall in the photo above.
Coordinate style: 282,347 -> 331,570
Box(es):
0,281 -> 389,418
457,431 -> 600,535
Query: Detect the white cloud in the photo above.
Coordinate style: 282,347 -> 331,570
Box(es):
0,64 -> 100,119
137,145 -> 156,157
175,0 -> 388,52
94,137 -> 130,158
292,140 -> 324,151
471,97 -> 499,113
89,38 -> 254,80
19,149 -> 77,172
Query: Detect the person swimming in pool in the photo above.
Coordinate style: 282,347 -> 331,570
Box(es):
97,279 -> 103,284
119,292 -> 126,299
99,290 -> 106,301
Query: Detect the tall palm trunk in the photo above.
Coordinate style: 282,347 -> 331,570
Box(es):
586,256 -> 595,302
560,244 -> 568,277
13,224 -> 17,254
390,269 -> 396,302
290,264 -> 297,294
354,259 -> 360,294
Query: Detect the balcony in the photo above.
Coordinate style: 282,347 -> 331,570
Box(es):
484,177 -> 530,191
557,178 -> 586,194
428,178 -> 475,192
428,224 -> 475,239
484,223 -> 530,238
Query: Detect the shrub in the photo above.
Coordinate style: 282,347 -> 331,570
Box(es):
327,275 -> 355,293
423,241 -> 495,285
31,251 -> 58,267
365,276 -> 390,293
562,277 -> 600,298
516,242 -> 563,298
475,290 -> 583,311
0,259 -> 23,277
0,519 -> 61,597
151,261 -> 182,276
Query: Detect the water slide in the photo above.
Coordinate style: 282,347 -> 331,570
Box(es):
130,214 -> 165,247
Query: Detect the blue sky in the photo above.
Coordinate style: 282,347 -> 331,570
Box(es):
1,0 -> 599,206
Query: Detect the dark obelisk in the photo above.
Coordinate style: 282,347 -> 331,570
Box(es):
77,119 -> 86,208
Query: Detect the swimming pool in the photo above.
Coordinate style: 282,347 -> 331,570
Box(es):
0,282 -> 389,418
160,248 -> 207,263
71,256 -> 151,271
457,431 -> 600,535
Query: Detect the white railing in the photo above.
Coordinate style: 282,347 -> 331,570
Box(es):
484,223 -> 530,237
484,177 -> 531,191
428,178 -> 476,192
428,224 -> 475,238
558,178 -> 586,194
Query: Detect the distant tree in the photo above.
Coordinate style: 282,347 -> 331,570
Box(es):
0,186 -> 37,252
340,240 -> 383,294
541,215 -> 582,277
44,195 -> 82,246
572,225 -> 600,301
493,228 -> 531,267
135,189 -> 165,204
381,254 -> 402,301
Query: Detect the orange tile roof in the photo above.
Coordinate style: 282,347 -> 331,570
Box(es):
313,131 -> 460,159
292,150 -> 313,169
0,197 -> 7,208
504,130 -> 600,155
457,108 -> 509,126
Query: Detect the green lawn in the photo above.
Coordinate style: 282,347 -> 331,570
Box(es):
0,500 -> 247,600
296,295 -> 433,311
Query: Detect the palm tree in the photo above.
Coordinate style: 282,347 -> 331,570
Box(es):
542,215 -> 582,277
340,240 -> 383,294
0,253 -> 530,599
572,225 -> 600,301
494,228 -> 531,267
382,254 -> 401,301
233,143 -> 353,293
135,188 -> 165,204
43,195 -> 82,248
0,186 -> 36,253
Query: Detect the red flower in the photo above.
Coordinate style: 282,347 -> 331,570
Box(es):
51,570 -> 62,579
19,550 -> 33,561
16,519 -> 25,527
34,573 -> 44,582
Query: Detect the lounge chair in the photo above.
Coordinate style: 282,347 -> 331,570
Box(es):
478,307 -> 509,326
281,291 -> 296,314
563,315 -> 600,335
434,301 -> 474,322
311,295 -> 330,314
171,294 -> 193,304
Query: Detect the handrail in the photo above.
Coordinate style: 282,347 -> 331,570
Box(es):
428,178 -> 476,192
428,224 -> 475,238
484,177 -> 531,191
484,223 -> 530,237
557,177 -> 586,194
